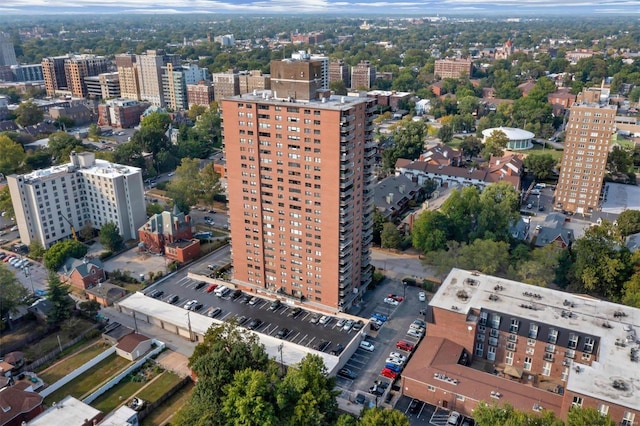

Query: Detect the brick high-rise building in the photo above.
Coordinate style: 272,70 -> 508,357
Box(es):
239,70 -> 271,94
351,60 -> 376,89
555,96 -> 616,215
212,70 -> 240,101
136,49 -> 179,107
434,58 -> 473,79
187,81 -> 215,109
115,54 -> 140,101
41,55 -> 70,96
329,60 -> 350,89
270,59 -> 324,100
64,55 -> 109,98
221,60 -> 376,312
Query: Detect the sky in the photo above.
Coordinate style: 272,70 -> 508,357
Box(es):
0,0 -> 639,15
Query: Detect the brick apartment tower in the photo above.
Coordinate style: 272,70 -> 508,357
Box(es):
222,58 -> 376,312
115,54 -> 140,101
555,95 -> 617,215
350,61 -> 376,90
434,58 -> 473,79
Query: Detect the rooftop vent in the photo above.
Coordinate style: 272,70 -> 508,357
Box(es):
613,379 -> 629,390
523,291 -> 542,299
488,294 -> 499,301
456,290 -> 469,301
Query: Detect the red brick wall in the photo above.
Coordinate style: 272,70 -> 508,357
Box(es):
560,389 -> 638,423
428,307 -> 476,355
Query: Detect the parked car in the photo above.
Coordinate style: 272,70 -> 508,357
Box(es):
329,344 -> 345,356
336,318 -> 347,328
276,328 -> 290,339
248,296 -> 260,306
380,368 -> 398,379
194,281 -> 206,290
319,315 -> 331,325
206,283 -> 218,293
338,368 -> 357,380
167,294 -> 179,304
269,300 -> 282,311
389,352 -> 407,363
385,357 -> 404,366
241,294 -> 253,304
370,318 -> 384,327
418,291 -> 426,302
359,341 -> 375,352
410,323 -> 425,332
207,307 -> 222,318
387,294 -> 404,302
183,300 -> 197,310
247,318 -> 263,330
342,319 -> 354,331
193,302 -> 203,311
384,297 -> 399,306
310,314 -> 320,324
384,362 -> 402,373
396,341 -> 415,351
371,313 -> 387,322
368,384 -> 384,396
409,399 -> 421,413
313,340 -> 330,352
289,307 -> 303,318
407,328 -> 424,339
231,289 -> 243,300
448,411 -> 461,425
413,319 -> 426,328
355,394 -> 366,404
236,315 -> 248,325
352,320 -> 364,331
150,289 -> 164,299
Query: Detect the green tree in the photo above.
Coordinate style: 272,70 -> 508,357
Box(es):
187,104 -> 207,122
330,80 -> 348,96
412,210 -> 449,253
566,406 -> 615,426
0,264 -> 29,330
146,203 -> 165,216
221,369 -> 278,426
440,186 -> 480,242
0,186 -> 14,219
380,222 -> 402,249
460,135 -> 482,159
46,272 -> 74,325
14,100 -> 43,126
28,241 -> 45,260
517,244 -> 562,287
198,164 -> 222,206
524,153 -> 557,180
457,95 -> 479,115
0,135 -> 25,176
617,209 -> 640,238
78,221 -> 94,242
357,407 -> 410,426
78,300 -> 101,320
483,129 -> 509,158
99,221 -> 124,252
42,239 -> 89,271
372,209 -> 386,246
141,111 -> 172,133
607,146 -> 633,176
24,150 -> 53,171
475,182 -> 520,241
48,132 -> 84,164
437,124 -> 453,144
473,402 -> 562,426
88,123 -> 101,141
381,120 -> 427,171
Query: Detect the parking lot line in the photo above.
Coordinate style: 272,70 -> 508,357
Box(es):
220,312 -> 232,320
306,336 -> 316,347
290,331 -> 301,341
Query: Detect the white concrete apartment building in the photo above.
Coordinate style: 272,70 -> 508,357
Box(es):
8,152 -> 146,248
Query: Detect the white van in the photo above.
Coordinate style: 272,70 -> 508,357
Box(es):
214,286 -> 229,297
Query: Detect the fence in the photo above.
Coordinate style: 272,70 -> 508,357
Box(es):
0,326 -> 49,357
137,375 -> 192,421
82,339 -> 166,404
39,346 -> 116,398
25,325 -> 102,372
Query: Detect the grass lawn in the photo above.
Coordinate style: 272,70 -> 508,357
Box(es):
446,137 -> 463,149
23,318 -> 96,361
38,341 -> 108,384
141,382 -> 194,426
0,320 -> 43,348
44,353 -> 131,406
136,371 -> 183,403
115,281 -> 145,293
91,374 -> 155,414
526,145 -> 564,162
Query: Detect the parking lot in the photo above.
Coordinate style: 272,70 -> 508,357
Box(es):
146,275 -> 357,352
396,395 -> 474,426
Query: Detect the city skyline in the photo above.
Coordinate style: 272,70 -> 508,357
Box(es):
0,0 -> 639,15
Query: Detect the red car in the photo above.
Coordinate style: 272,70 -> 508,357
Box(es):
380,368 -> 398,379
387,294 -> 404,302
396,340 -> 415,352
206,283 -> 218,293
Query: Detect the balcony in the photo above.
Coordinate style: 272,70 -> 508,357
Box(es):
340,124 -> 355,133
340,143 -> 355,153
362,233 -> 373,246
340,134 -> 355,143
365,140 -> 377,149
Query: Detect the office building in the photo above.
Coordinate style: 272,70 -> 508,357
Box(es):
221,60 -> 376,312
115,54 -> 140,101
555,98 -> 616,215
402,268 -> 640,424
162,63 -> 209,111
214,34 -> 235,47
0,33 -> 17,67
8,152 -> 146,248
187,81 -> 215,109
434,58 -> 473,79
212,70 -> 240,100
329,60 -> 350,89
351,61 -> 376,89
41,54 -> 109,97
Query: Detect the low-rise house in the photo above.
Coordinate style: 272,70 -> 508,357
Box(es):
102,322 -> 134,346
533,212 -> 574,248
138,208 -> 200,262
0,385 -> 44,426
27,395 -> 100,426
58,257 -> 106,290
115,333 -> 152,361
373,175 -> 424,221
420,144 -> 463,167
85,282 -> 127,307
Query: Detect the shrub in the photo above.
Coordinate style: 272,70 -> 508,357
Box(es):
99,251 -> 113,260
85,328 -> 101,339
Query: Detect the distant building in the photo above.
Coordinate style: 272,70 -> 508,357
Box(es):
238,70 -> 271,94
0,33 -> 17,67
366,90 -> 411,112
328,59 -> 350,88
211,70 -> 240,101
533,212 -> 574,248
214,34 -> 235,47
10,64 -> 43,82
434,58 -> 473,79
290,32 -> 325,45
138,208 -> 200,262
187,80 -> 214,109
41,54 -> 109,97
137,49 -> 180,107
351,61 -> 376,89
49,104 -> 93,126
58,257 -> 106,291
97,98 -> 150,129
8,152 -> 146,248
115,54 -> 140,101
291,51 -> 328,90
481,127 -> 535,151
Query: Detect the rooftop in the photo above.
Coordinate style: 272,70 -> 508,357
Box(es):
481,127 -> 535,140
431,268 -> 640,411
28,395 -> 100,426
601,182 -> 640,215
20,157 -> 140,184
228,91 -> 372,111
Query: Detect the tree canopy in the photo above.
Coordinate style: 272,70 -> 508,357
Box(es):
0,135 -> 25,176
99,222 -> 124,252
46,271 -> 74,325
381,120 -> 427,171
523,153 -> 557,181
42,239 -> 89,271
14,101 -> 43,127
0,264 -> 29,331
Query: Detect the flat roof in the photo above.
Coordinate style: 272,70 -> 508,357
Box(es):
20,158 -> 139,183
601,182 -> 640,215
28,395 -> 100,426
481,127 -> 534,140
432,268 -> 640,411
118,292 -> 341,372
227,91 -> 372,111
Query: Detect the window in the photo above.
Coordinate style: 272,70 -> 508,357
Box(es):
572,396 -> 583,407
526,347 -> 535,355
622,412 -> 635,426
542,361 -> 552,376
583,337 -> 594,353
509,318 -> 519,333
523,357 -> 532,371
475,342 -> 484,357
456,395 -> 465,402
505,351 -> 514,365
568,333 -> 578,349
548,329 -> 558,344
527,338 -> 536,347
529,324 -> 538,339
490,314 -> 501,329
581,353 -> 591,361
479,312 -> 488,325
487,346 -> 496,361
597,404 -> 609,416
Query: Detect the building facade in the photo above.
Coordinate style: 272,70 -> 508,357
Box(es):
350,61 -> 376,90
555,100 -> 617,215
270,59 -> 325,101
434,58 -> 473,79
222,63 -> 376,312
239,70 -> 271,94
0,33 -> 17,67
97,98 -> 150,128
64,55 -> 109,98
10,64 -> 43,82
402,268 -> 640,425
212,70 -> 240,101
137,50 -> 179,107
7,152 -> 146,248
329,60 -> 350,89
187,81 -> 215,109
41,55 -> 69,96
115,54 -> 140,101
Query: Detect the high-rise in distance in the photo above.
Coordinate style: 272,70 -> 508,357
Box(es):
222,58 -> 376,312
555,89 -> 617,215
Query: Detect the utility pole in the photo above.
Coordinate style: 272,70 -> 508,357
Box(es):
186,311 -> 193,342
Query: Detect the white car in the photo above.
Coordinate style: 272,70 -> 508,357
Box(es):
370,318 -> 384,327
319,315 -> 331,325
343,320 -> 355,331
389,352 -> 407,362
385,357 -> 404,366
418,291 -> 426,302
183,299 -> 197,310
359,341 -> 375,352
447,411 -> 461,425
383,297 -> 399,306
407,328 -> 424,339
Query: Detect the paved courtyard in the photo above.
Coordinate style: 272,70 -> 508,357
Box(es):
103,247 -> 168,279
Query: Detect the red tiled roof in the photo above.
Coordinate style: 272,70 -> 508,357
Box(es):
116,333 -> 151,353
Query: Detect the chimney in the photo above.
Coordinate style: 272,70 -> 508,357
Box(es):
386,193 -> 394,204
399,185 -> 405,194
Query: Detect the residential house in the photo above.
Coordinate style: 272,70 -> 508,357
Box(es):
138,208 -> 200,262
115,333 -> 152,361
27,395 -> 101,426
102,322 -> 134,346
420,144 -> 463,167
533,212 -> 574,248
0,386 -> 43,426
373,175 -> 424,221
58,257 -> 106,290
85,282 -> 127,307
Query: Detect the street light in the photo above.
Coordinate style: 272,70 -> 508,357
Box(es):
23,266 -> 35,294
403,280 -> 407,301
